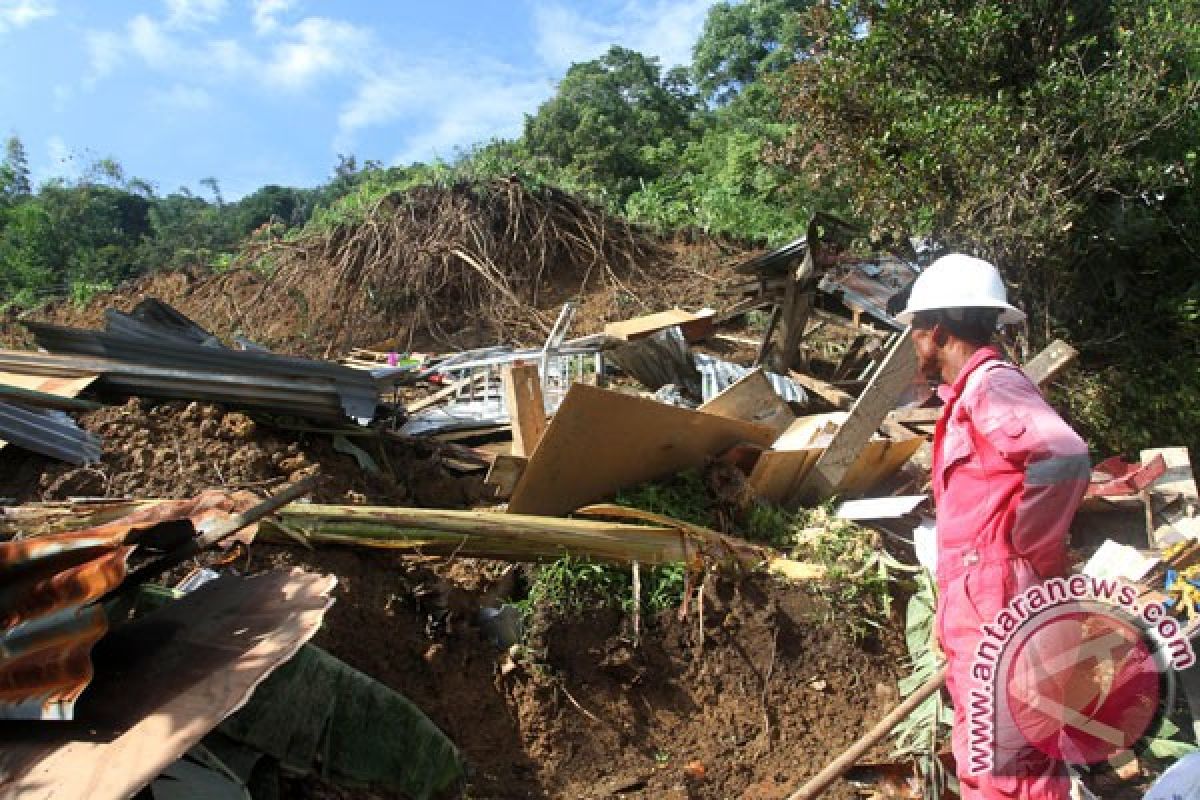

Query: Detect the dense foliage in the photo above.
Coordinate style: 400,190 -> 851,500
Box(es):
777,0 -> 1200,454
1,0 -> 1197,454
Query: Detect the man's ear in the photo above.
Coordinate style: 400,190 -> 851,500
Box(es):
931,323 -> 950,347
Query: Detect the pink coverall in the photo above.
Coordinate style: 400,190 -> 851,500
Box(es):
932,347 -> 1090,799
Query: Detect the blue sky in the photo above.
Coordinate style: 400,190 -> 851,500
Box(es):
0,0 -> 718,199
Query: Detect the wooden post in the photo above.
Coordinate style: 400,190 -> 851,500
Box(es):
502,363 -> 547,458
1021,338 -> 1077,390
790,328 -> 916,505
786,667 -> 948,800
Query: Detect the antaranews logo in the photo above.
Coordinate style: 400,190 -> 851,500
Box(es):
966,575 -> 1196,776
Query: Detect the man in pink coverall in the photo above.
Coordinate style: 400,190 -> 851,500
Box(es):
895,254 -> 1092,799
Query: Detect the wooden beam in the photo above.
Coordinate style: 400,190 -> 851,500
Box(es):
1021,338 -> 1077,389
501,364 -> 548,458
791,329 -> 916,505
405,374 -> 476,414
788,371 -> 855,411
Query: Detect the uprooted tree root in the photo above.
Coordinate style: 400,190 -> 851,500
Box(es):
237,178 -> 672,353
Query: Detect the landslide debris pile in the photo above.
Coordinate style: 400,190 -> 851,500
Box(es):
239,178 -> 673,352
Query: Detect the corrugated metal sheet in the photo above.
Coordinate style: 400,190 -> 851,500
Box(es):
0,491 -> 262,721
693,354 -> 806,404
26,317 -> 378,423
0,348 -> 370,423
818,256 -> 918,329
0,401 -> 102,464
0,526 -> 132,720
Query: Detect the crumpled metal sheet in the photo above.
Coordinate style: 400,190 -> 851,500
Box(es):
0,569 -> 337,800
0,490 -> 262,721
693,354 -> 806,405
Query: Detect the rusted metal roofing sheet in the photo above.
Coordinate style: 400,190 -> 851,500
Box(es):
0,401 -> 102,464
0,569 -> 337,799
0,491 -> 262,721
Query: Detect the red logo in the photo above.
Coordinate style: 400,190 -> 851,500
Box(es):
1003,607 -> 1160,765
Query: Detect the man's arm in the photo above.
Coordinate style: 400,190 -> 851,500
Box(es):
974,367 -> 1091,578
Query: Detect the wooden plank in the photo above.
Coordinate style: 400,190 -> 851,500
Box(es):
788,371 -> 854,411
1141,446 -> 1200,545
484,454 -> 527,500
507,384 -> 777,517
747,448 -> 822,503
699,368 -> 796,438
747,437 -> 922,504
1021,338 -> 1077,388
791,328 -> 916,505
404,374 -> 477,414
502,364 -> 547,458
603,308 -> 715,343
885,406 -> 942,426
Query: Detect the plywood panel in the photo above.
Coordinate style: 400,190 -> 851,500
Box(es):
508,384 -> 776,516
698,368 -> 795,437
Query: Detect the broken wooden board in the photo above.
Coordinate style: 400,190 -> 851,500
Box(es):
603,308 -> 715,344
502,364 -> 547,458
1142,446 -> 1200,545
791,329 -> 917,505
698,368 -> 796,437
0,569 -> 335,800
507,383 -> 777,517
484,454 -> 527,500
1021,338 -> 1078,388
787,371 -> 854,410
747,438 -> 923,505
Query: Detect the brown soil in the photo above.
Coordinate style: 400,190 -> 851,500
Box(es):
0,398 -> 482,508
255,544 -> 906,800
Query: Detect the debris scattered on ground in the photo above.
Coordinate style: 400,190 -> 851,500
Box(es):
0,210 -> 1192,800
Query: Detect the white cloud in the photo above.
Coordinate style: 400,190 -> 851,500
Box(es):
128,14 -> 175,68
163,0 -> 226,30
336,61 -> 550,166
52,83 -> 71,111
263,17 -> 370,89
251,0 -> 293,35
151,83 -> 214,111
85,29 -> 124,83
534,0 -> 715,72
0,0 -> 54,34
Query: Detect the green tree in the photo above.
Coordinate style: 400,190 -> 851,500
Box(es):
692,0 -> 813,105
1,136 -> 32,201
777,0 -> 1200,453
524,45 -> 700,201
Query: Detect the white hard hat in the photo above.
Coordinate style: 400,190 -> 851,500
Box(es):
895,253 -> 1025,326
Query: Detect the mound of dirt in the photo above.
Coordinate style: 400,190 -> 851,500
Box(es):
5,183 -> 752,357
0,398 -> 482,508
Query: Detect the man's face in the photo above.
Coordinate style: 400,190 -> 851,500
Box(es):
911,324 -> 943,383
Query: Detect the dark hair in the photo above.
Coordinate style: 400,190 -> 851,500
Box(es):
911,308 -> 999,345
